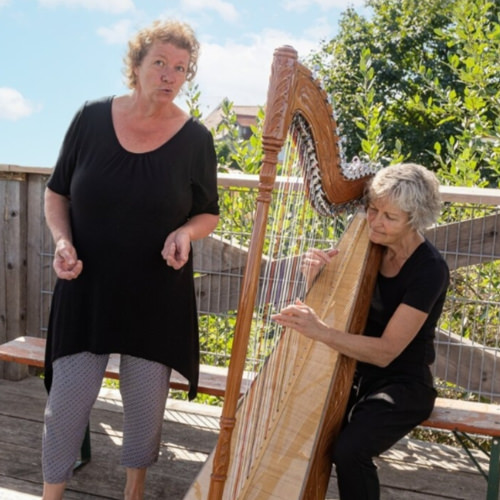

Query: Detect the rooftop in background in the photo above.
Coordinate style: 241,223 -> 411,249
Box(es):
204,104 -> 261,140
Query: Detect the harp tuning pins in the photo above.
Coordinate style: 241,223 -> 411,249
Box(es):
340,156 -> 380,180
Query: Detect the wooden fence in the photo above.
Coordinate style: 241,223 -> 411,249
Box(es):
1,164 -> 499,402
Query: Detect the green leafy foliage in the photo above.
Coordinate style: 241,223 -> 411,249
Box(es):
306,0 -> 499,187
206,99 -> 265,174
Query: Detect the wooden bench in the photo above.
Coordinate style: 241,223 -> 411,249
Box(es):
420,398 -> 500,500
1,336 -> 499,499
0,335 -> 250,397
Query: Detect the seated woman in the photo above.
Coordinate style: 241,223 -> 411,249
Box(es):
272,163 -> 449,500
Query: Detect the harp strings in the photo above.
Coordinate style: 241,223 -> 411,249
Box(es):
224,117 -> 353,498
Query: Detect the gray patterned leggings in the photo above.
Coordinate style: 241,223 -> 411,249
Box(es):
42,351 -> 171,484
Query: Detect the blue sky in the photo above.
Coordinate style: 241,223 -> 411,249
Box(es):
0,0 -> 367,167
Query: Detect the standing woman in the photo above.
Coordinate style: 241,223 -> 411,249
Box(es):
42,20 -> 219,500
272,163 -> 449,500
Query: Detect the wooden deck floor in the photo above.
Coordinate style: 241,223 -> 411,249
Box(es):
0,376 -> 489,500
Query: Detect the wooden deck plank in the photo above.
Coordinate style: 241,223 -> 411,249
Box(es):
0,377 -> 220,499
0,377 -> 490,499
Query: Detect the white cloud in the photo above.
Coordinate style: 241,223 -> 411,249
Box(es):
303,16 -> 334,42
192,29 -> 319,113
97,19 -> 134,44
0,0 -> 10,7
283,0 -> 365,11
0,88 -> 39,121
38,0 -> 134,14
180,0 -> 239,22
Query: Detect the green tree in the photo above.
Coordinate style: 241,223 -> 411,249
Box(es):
428,0 -> 500,186
307,0 -> 500,187
308,0 -> 459,168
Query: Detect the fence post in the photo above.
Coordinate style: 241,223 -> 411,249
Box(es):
0,171 -> 28,380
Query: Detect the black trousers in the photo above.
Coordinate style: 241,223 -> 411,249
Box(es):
331,375 -> 437,500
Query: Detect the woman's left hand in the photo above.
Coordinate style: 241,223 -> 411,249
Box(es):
161,230 -> 191,269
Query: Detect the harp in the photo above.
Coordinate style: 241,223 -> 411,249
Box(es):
185,46 -> 382,500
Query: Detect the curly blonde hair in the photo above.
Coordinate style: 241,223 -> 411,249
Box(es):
365,163 -> 442,232
124,19 -> 200,89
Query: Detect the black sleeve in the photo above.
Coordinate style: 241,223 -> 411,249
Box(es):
46,102 -> 86,195
189,124 -> 219,218
403,253 -> 449,314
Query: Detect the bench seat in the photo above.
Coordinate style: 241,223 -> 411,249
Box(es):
0,335 -> 251,397
420,397 -> 500,500
421,397 -> 500,500
422,397 -> 500,437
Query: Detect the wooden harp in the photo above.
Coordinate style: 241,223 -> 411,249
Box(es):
185,46 -> 382,500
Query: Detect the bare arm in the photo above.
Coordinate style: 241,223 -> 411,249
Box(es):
271,299 -> 428,367
161,213 -> 219,270
44,187 -> 83,280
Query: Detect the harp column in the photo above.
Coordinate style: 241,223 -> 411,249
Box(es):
207,45 -> 299,500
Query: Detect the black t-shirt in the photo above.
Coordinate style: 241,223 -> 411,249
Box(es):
357,239 -> 449,386
45,96 -> 219,399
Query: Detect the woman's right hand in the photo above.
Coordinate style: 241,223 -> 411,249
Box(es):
301,248 -> 339,284
53,239 -> 83,280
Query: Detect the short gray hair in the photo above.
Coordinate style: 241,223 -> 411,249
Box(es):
365,163 -> 442,232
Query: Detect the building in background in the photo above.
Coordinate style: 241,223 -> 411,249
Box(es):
204,103 -> 260,140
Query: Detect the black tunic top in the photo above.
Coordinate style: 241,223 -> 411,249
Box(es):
357,239 -> 449,387
45,96 -> 219,399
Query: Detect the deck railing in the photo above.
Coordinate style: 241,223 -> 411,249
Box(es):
1,164 -> 499,402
